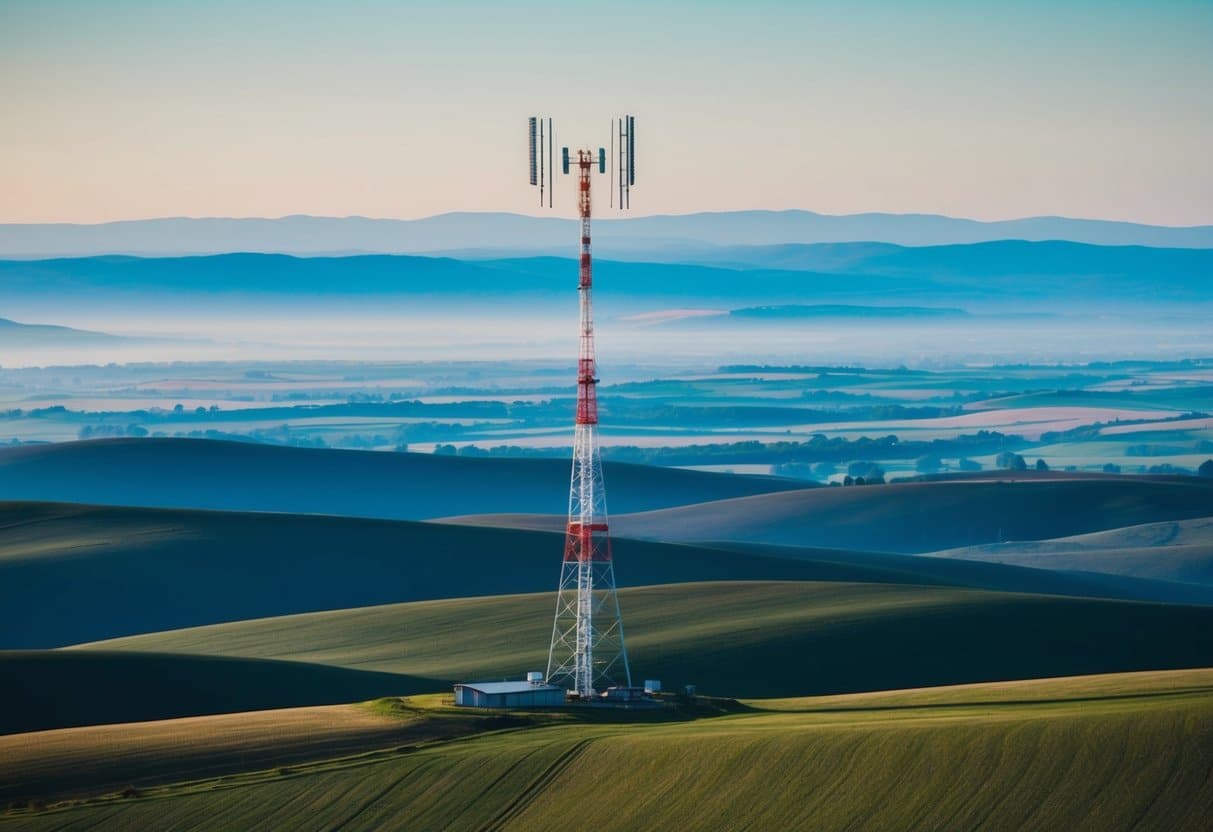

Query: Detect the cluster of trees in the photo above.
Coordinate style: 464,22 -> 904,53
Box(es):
77,424 -> 148,438
1125,440 -> 1213,457
328,433 -> 392,450
994,452 -> 1049,471
684,432 -> 1017,467
1038,411 -> 1211,446
907,454 -> 985,473
194,429 -> 325,448
440,430 -> 1025,468
718,364 -> 921,376
27,396 -> 972,444
1102,459 -> 1213,477
834,461 -> 886,485
169,404 -> 221,416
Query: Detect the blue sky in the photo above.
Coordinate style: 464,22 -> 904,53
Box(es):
1,0 -> 1210,224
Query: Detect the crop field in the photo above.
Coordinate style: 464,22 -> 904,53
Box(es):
3,670 -> 1210,831
0,703 -> 472,805
2,358 -> 1211,475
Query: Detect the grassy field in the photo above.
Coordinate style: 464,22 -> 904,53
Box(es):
75,581 -> 1213,702
2,440 -> 1211,826
0,699 -> 531,805
0,502 -> 857,648
3,669 -> 1210,831
12,501 -> 1209,649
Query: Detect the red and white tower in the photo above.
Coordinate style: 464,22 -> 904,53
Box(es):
528,116 -> 636,697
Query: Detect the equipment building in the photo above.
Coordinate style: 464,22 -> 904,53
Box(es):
454,674 -> 565,708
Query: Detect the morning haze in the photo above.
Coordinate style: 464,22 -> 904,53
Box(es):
1,2 -> 1212,830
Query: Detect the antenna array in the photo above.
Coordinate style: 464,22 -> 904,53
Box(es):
527,115 -> 637,211
527,116 -> 555,208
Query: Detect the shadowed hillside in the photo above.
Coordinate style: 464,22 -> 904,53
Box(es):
80,582 -> 1213,702
0,438 -> 800,520
695,537 -> 1213,600
5,501 -> 1211,649
444,475 -> 1213,553
0,501 -> 833,647
0,651 -> 434,735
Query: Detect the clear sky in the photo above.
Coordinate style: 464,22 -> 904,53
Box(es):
2,0 -> 1211,225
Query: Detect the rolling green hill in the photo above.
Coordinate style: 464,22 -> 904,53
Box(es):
0,700 -> 518,805
0,437 -> 802,521
0,502 -> 841,647
77,582 -> 1213,702
445,475 -> 1213,552
3,669 -> 1210,831
5,501 -> 1209,649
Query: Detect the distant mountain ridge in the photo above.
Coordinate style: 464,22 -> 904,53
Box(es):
2,210 -> 1212,258
2,241 -> 1210,305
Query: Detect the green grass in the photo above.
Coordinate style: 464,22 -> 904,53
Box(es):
0,501 -> 863,648
0,693 -> 726,807
4,669 -> 1210,831
0,697 -> 545,806
11,499 -> 1207,650
76,581 -> 1213,701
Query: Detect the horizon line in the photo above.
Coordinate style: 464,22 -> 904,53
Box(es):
3,208 -> 1212,231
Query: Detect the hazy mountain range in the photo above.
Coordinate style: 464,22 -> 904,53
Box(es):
2,210 -> 1212,258
2,241 -> 1210,308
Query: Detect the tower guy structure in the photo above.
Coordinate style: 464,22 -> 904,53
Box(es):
528,114 -> 636,698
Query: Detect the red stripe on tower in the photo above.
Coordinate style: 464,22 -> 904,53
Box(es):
528,117 -> 636,698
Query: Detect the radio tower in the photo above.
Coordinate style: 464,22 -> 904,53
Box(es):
527,115 -> 636,697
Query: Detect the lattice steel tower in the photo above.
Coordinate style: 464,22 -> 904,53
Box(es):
527,115 -> 636,697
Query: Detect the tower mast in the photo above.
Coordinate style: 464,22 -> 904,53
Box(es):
527,116 -> 637,698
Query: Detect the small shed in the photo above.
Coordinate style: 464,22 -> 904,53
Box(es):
454,679 -> 566,709
601,686 -> 648,702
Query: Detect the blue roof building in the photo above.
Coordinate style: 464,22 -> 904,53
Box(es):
454,674 -> 566,708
